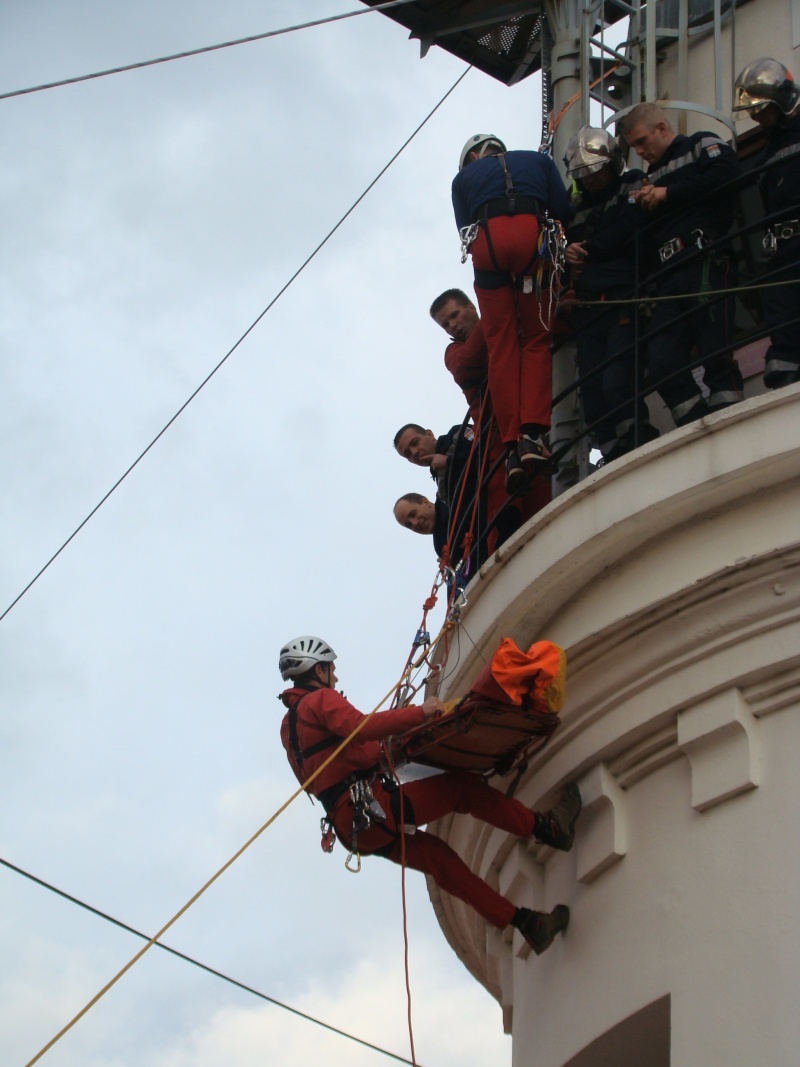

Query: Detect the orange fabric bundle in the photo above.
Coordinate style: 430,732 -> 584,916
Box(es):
488,636 -> 566,712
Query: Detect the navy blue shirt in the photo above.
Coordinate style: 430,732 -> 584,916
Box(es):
756,112 -> 800,217
452,150 -> 571,230
644,131 -> 740,247
567,169 -> 647,293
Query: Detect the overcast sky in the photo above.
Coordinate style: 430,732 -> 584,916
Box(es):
0,4 -> 548,1065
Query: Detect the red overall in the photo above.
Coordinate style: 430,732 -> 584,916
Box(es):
280,686 -> 535,929
470,214 -> 552,444
444,322 -> 552,551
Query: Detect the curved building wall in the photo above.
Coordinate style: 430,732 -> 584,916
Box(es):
427,385 -> 800,1065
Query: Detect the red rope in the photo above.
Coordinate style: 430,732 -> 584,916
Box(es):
441,392 -> 489,565
381,745 -> 417,1066
399,789 -> 416,1066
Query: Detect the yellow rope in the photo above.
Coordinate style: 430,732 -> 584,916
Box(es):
24,624 -> 454,1067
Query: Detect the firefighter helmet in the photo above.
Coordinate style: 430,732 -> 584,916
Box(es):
279,635 -> 336,680
564,126 -> 625,179
459,134 -> 507,170
733,57 -> 800,117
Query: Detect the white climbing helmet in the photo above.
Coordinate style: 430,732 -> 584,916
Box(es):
459,133 -> 507,170
279,635 -> 337,680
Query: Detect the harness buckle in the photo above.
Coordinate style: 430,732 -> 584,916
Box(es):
658,236 -> 684,262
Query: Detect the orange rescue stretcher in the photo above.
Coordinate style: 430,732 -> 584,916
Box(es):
389,637 -> 566,777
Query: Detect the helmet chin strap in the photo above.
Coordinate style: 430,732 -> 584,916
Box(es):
315,662 -> 334,689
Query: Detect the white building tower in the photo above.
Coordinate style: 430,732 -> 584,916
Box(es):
365,1 -> 800,1062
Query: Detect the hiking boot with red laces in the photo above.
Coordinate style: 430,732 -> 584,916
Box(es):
515,905 -> 570,955
533,782 -> 582,851
518,433 -> 552,466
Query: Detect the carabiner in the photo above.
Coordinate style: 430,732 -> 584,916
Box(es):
459,223 -> 480,264
345,850 -> 362,873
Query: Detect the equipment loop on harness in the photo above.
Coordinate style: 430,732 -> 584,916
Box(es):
459,222 -> 480,263
320,816 -> 336,853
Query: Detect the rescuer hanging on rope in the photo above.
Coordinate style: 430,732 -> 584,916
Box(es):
278,635 -> 580,955
451,135 -> 571,492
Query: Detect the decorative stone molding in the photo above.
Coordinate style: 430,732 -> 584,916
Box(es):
497,843 -> 544,959
420,387 -> 800,1050
576,762 -> 627,884
677,688 -> 761,811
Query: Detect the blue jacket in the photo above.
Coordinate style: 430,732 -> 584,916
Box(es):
452,150 -> 571,231
567,169 -> 647,293
756,112 -> 800,217
644,131 -> 740,247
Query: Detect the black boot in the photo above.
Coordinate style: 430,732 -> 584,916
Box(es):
533,782 -> 582,851
513,905 -> 570,955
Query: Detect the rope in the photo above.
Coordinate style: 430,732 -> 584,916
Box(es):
549,63 -> 623,136
443,426 -> 479,562
570,275 -> 800,307
0,0 -> 421,101
23,624 -> 457,1067
0,64 -> 472,627
0,856 -> 423,1067
380,741 -> 417,1066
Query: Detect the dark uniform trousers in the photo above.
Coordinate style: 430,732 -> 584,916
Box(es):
762,238 -> 800,385
647,252 -> 742,424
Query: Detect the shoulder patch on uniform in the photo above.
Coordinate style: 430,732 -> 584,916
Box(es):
706,144 -> 721,157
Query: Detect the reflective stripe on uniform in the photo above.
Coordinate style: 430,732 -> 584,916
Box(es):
648,136 -> 725,182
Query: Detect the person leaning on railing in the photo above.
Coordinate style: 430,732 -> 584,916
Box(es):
563,126 -> 660,464
733,57 -> 800,390
392,421 -> 475,509
620,103 -> 744,427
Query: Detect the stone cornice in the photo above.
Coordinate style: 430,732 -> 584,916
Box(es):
425,384 -> 800,1007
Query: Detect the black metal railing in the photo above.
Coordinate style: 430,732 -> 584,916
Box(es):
437,152 -> 799,575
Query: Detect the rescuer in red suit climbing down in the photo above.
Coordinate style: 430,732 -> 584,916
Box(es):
278,635 -> 581,955
451,135 -> 571,492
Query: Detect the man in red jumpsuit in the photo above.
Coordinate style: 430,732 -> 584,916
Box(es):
278,634 -> 580,955
429,287 -> 552,549
452,135 -> 571,491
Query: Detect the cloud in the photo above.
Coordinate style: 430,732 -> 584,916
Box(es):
155,941 -> 508,1067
